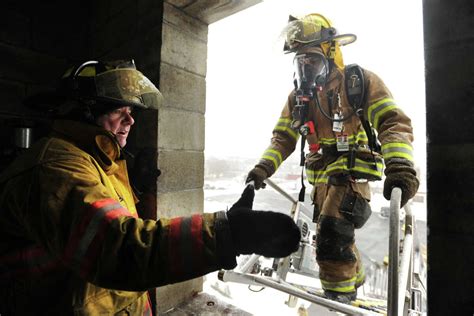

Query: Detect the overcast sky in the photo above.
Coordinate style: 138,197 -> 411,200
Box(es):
206,0 -> 426,177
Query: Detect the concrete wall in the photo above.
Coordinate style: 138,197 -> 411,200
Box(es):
153,2 -> 208,312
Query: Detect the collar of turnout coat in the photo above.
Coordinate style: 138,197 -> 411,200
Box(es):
51,120 -> 123,174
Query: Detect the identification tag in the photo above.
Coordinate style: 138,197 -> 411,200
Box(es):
332,113 -> 343,132
336,134 -> 349,152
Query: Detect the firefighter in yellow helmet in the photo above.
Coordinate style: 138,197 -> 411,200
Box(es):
246,14 -> 419,303
0,60 -> 300,315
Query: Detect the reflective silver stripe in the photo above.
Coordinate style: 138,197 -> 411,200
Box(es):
382,142 -> 414,161
306,169 -> 328,184
368,98 -> 397,129
321,276 -> 356,292
72,202 -> 123,270
326,157 -> 383,178
261,148 -> 283,170
319,138 -> 336,145
355,130 -> 368,142
274,118 -> 299,141
319,131 -> 369,146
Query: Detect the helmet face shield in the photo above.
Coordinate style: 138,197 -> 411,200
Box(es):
293,52 -> 329,100
282,14 -> 356,53
284,19 -> 325,48
22,59 -> 164,120
94,68 -> 163,110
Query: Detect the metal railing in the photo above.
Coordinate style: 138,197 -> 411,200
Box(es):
219,179 -> 425,315
388,189 -> 424,316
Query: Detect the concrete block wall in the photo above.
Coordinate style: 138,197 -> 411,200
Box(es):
154,2 -> 208,312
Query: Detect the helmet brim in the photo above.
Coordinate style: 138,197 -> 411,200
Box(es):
285,33 -> 357,53
332,33 -> 357,46
94,68 -> 163,110
23,86 -> 163,114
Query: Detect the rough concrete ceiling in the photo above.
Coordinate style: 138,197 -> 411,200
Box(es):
166,0 -> 262,24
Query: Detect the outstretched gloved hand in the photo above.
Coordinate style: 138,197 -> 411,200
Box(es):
227,186 -> 300,258
245,166 -> 268,190
383,159 -> 420,207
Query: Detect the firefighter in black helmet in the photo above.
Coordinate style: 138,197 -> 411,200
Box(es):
0,59 -> 301,315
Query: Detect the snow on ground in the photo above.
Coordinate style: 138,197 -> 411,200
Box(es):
204,271 -> 314,316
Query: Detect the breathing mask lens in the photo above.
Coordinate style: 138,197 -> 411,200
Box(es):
293,52 -> 329,100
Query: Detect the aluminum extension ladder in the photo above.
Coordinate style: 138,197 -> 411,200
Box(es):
218,179 -> 426,316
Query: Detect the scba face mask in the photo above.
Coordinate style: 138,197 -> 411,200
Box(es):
293,52 -> 329,101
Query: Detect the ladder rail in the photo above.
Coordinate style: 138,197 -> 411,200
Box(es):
218,180 -> 423,315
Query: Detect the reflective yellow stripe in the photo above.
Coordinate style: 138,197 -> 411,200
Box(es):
319,131 -> 369,146
278,118 -> 292,124
382,142 -> 414,161
352,161 -> 384,177
383,151 -> 414,161
322,285 -> 356,293
306,169 -> 328,184
368,98 -> 394,122
374,104 -> 397,130
356,267 -> 365,285
320,138 -> 336,145
262,155 -> 279,170
261,149 -> 283,170
326,157 -> 383,178
368,98 -> 397,129
274,118 -> 299,141
321,276 -> 356,292
266,149 -> 282,164
355,130 -> 368,142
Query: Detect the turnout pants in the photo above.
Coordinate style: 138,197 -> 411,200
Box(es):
312,179 -> 372,294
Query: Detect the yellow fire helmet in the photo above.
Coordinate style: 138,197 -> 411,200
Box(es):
24,59 -> 163,116
282,13 -> 356,53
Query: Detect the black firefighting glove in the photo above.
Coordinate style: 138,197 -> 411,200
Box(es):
383,159 -> 419,208
245,166 -> 268,190
227,185 -> 301,258
130,148 -> 161,195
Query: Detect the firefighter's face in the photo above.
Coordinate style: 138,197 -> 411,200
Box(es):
293,51 -> 329,96
96,106 -> 135,147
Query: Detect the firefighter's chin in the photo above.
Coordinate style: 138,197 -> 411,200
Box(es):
115,132 -> 128,147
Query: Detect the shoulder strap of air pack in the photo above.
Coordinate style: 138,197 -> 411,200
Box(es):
344,64 -> 381,152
